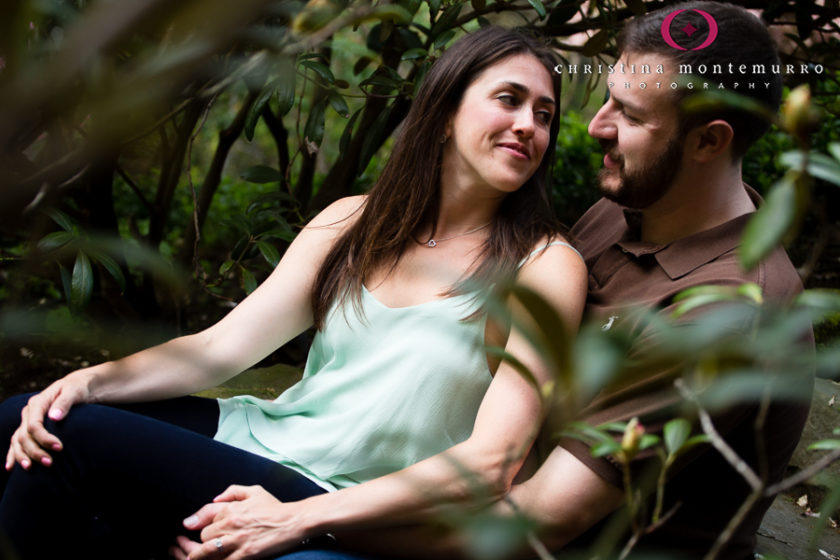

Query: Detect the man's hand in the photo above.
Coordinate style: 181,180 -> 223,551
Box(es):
5,379 -> 89,471
181,484 -> 307,560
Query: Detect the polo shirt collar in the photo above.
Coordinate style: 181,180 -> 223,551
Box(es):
615,185 -> 760,280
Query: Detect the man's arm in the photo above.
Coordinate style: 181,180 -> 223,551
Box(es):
333,447 -> 624,560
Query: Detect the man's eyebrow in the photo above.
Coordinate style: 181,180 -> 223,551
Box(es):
502,81 -> 556,107
608,90 -> 645,115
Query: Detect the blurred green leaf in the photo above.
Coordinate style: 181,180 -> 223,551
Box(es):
91,251 -> 126,292
241,165 -> 284,184
46,208 -> 77,233
401,48 -> 427,61
301,60 -> 335,84
240,265 -> 257,294
664,418 -> 691,456
38,231 -> 76,252
340,108 -> 361,155
245,87 -> 274,141
779,150 -> 840,187
809,439 -> 840,451
527,0 -> 547,19
303,96 -> 327,148
70,252 -> 94,313
328,91 -> 350,118
739,174 -> 797,270
219,260 -> 235,276
582,30 -> 609,57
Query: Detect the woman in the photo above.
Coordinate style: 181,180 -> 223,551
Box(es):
0,27 -> 586,559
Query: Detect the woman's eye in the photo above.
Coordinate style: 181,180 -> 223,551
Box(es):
498,94 -> 518,106
536,111 -> 553,125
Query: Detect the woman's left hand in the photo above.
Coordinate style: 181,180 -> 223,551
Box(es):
180,484 -> 306,559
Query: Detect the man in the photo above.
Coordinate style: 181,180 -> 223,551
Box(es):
489,2 -> 813,558
182,3 -> 813,559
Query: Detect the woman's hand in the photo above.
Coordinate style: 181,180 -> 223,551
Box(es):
5,376 -> 89,471
181,485 -> 307,560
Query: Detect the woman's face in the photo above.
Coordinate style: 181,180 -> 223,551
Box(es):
442,54 -> 556,196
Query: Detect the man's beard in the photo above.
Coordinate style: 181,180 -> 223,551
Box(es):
598,136 -> 685,209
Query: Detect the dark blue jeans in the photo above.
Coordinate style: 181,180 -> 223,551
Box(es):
0,393 -> 327,560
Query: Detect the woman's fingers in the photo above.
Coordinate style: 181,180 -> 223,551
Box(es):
184,502 -> 225,532
213,484 -> 255,503
170,535 -> 202,560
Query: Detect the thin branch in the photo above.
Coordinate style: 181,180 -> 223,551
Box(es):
675,379 -> 763,491
765,449 -> 840,497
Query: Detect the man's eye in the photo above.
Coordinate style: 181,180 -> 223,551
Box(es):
622,111 -> 640,124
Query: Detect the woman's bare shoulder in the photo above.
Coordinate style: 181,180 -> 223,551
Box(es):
306,195 -> 368,230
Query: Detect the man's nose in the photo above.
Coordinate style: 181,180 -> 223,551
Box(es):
588,103 -> 617,140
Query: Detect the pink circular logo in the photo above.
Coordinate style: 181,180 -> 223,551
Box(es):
660,9 -> 719,51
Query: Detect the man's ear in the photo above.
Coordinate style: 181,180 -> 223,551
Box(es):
687,119 -> 734,162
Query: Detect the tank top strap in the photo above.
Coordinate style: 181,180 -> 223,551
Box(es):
517,240 -> 583,269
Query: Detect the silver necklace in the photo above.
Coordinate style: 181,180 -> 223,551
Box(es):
423,222 -> 491,248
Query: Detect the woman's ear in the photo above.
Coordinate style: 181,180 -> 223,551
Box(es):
688,119 -> 734,162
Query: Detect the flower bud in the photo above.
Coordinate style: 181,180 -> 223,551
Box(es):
781,85 -> 821,143
620,417 -> 645,461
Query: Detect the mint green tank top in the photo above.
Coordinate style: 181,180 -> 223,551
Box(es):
214,286 -> 491,491
214,241 -> 579,491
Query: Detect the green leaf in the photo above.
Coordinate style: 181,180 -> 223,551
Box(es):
780,150 -> 840,187
664,418 -> 691,456
70,252 -> 94,313
592,441 -> 622,457
828,142 -> 840,163
303,97 -> 328,148
795,289 -> 840,322
736,283 -> 764,304
245,86 -> 274,141
527,0 -> 546,19
93,251 -> 126,292
428,0 -> 441,16
339,109 -> 361,155
240,265 -> 258,295
360,73 -> 402,92
470,0 -> 486,10
38,231 -> 76,252
301,60 -> 335,84
640,434 -> 661,451
353,56 -> 373,76
401,48 -> 427,61
275,75 -> 297,117
46,208 -> 76,233
582,30 -> 609,57
433,29 -> 456,50
430,4 -> 462,37
219,260 -> 235,276
241,165 -> 284,184
328,91 -> 350,118
256,241 -> 281,268
739,174 -> 797,270
809,439 -> 840,451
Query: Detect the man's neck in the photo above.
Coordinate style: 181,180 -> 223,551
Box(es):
639,163 -> 754,245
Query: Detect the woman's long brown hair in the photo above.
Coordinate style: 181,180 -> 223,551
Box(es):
311,27 -> 563,329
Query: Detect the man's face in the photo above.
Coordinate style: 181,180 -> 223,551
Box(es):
587,53 -> 684,209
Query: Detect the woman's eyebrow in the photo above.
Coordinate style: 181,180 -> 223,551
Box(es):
500,81 -> 555,107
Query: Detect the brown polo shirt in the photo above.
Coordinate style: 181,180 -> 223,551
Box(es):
561,189 -> 813,559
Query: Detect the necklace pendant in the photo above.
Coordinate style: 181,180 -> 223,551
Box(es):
426,239 -> 437,248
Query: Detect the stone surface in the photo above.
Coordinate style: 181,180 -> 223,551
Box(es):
756,377 -> 840,559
